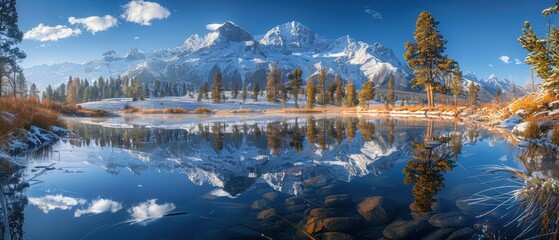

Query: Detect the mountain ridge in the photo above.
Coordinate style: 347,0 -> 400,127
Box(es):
23,20 -> 522,101
24,20 -> 411,91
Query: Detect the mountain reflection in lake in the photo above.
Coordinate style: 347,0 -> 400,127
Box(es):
0,115 -> 542,239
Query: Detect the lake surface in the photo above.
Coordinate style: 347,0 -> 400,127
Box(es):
1,114 -> 554,239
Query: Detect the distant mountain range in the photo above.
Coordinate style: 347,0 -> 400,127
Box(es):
24,20 -> 523,100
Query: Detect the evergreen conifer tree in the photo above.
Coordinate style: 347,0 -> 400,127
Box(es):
211,73 -> 223,103
287,67 -> 303,108
346,78 -> 357,107
359,80 -> 375,107
404,11 -> 456,108
306,77 -> 316,109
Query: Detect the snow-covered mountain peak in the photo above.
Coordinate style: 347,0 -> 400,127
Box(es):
463,71 -> 478,81
100,50 -> 121,62
260,21 -> 330,50
124,48 -> 146,61
214,21 -> 254,42
182,34 -> 202,52
25,20 -> 412,91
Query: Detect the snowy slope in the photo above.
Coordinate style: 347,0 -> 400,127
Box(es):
25,21 -> 411,91
462,72 -> 527,101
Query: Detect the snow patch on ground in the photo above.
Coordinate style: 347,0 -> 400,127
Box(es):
500,115 -> 523,129
80,95 -> 298,112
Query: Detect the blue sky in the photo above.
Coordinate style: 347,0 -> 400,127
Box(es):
17,0 -> 551,85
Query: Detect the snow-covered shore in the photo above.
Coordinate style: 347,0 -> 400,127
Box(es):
0,125 -> 70,172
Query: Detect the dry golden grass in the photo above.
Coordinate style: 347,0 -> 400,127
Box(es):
121,106 -> 142,113
139,109 -> 162,114
502,93 -> 556,119
193,107 -> 213,114
264,106 -> 361,113
0,98 -> 65,145
518,116 -> 542,139
363,105 -> 463,113
121,107 -> 189,114
162,107 -> 189,114
76,108 -> 111,117
42,100 -> 76,114
214,109 -> 259,114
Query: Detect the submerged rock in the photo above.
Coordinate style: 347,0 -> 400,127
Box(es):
257,208 -> 276,220
429,212 -> 470,228
262,192 -> 279,202
285,196 -> 305,206
357,196 -> 398,224
251,199 -> 271,210
383,220 -> 431,240
0,155 -> 18,174
310,208 -> 333,219
322,217 -> 364,232
303,175 -> 328,188
323,232 -> 356,240
421,228 -> 455,240
286,204 -> 307,213
304,217 -> 324,233
446,227 -> 476,240
324,194 -> 352,208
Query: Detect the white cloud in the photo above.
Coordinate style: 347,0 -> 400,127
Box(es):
74,198 -> 123,217
29,195 -> 86,213
68,15 -> 118,34
128,199 -> 175,225
134,36 -> 140,40
24,24 -> 81,42
488,64 -> 494,68
499,55 -> 510,64
206,23 -> 223,31
364,8 -> 383,20
515,58 -> 523,65
121,0 -> 171,26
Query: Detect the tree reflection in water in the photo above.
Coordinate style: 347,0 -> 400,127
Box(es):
0,169 -> 29,240
403,121 -> 457,212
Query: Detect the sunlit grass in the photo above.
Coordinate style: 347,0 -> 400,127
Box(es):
0,98 -> 65,146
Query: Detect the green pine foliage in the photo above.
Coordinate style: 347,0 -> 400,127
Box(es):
211,72 -> 223,103
387,76 -> 395,107
288,67 -> 303,108
359,80 -> 375,107
519,3 -> 559,94
252,83 -> 260,101
0,0 -> 26,98
404,11 -> 456,108
450,67 -> 463,105
345,78 -> 358,107
334,74 -> 345,106
306,77 -> 316,109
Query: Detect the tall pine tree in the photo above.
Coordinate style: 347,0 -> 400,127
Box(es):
387,76 -> 395,107
0,0 -> 25,98
306,77 -> 316,109
252,83 -> 260,101
346,78 -> 357,107
519,2 -> 559,94
359,80 -> 375,107
287,67 -> 303,108
404,11 -> 455,108
317,68 -> 327,106
211,72 -> 223,103
334,74 -> 345,106
266,65 -> 282,102
450,67 -> 463,105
